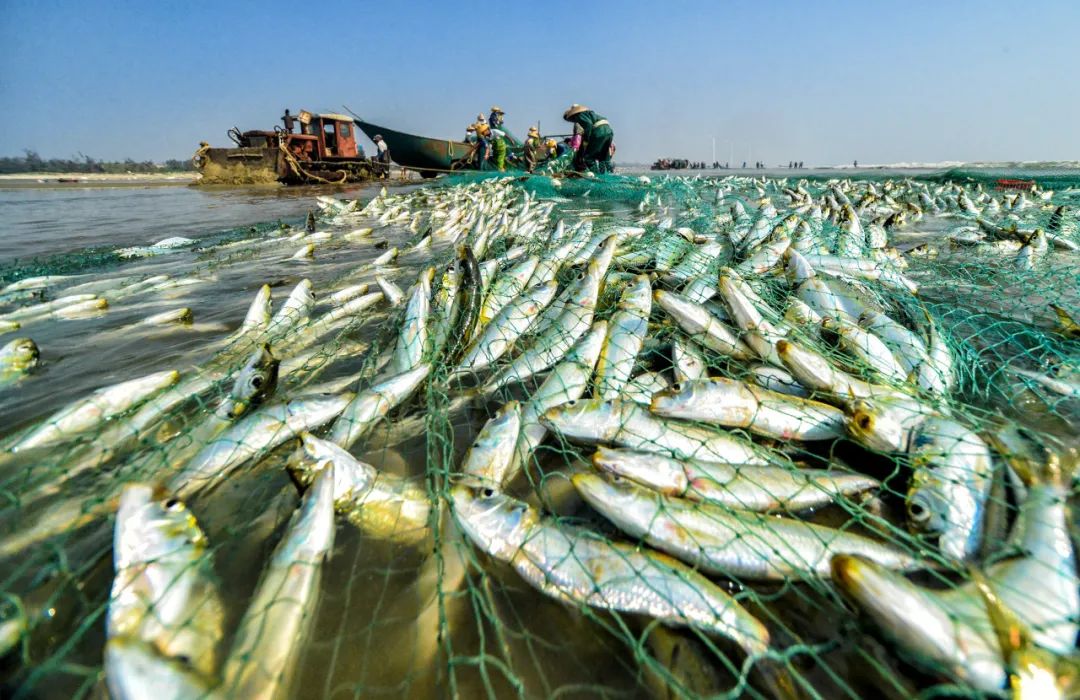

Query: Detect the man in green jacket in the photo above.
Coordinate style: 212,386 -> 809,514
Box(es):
562,104 -> 614,173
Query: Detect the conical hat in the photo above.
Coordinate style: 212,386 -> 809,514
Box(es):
563,104 -> 588,119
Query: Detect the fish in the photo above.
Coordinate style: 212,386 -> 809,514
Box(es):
169,393 -> 352,499
0,293 -> 98,322
594,274 -> 651,399
651,377 -> 846,441
137,308 -> 194,326
442,245 -> 483,365
511,320 -> 607,481
452,484 -> 770,657
219,465 -> 335,699
671,337 -> 708,383
296,433 -> 430,545
1009,366 -> 1080,398
460,401 -> 522,489
542,398 -> 767,465
290,242 -> 314,260
482,238 -> 612,392
905,417 -> 993,561
747,364 -> 809,397
327,283 -> 370,306
390,267 -> 433,374
574,473 -> 917,581
375,275 -> 406,306
105,637 -> 216,700
591,447 -> 878,511
844,393 -> 936,453
822,315 -> 908,384
476,255 -> 539,329
454,281 -> 559,376
833,449 -> 1079,692
325,364 -> 430,450
264,280 -> 315,342
10,369 -> 181,451
0,337 -> 40,375
217,344 -> 280,420
107,484 -> 224,678
857,309 -> 931,377
653,290 -> 753,360
1050,303 -> 1080,339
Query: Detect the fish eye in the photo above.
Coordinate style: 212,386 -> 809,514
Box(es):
857,414 -> 873,430
251,375 -> 263,388
164,498 -> 181,510
907,500 -> 931,523
481,487 -> 495,498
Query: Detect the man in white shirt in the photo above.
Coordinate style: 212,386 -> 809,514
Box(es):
373,134 -> 390,179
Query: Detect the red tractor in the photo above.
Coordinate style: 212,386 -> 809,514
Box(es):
195,109 -> 383,185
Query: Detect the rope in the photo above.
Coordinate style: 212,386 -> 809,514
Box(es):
277,139 -> 349,185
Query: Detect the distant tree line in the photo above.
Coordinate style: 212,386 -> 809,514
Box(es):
0,150 -> 195,174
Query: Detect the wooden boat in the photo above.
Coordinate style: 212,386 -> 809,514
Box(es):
353,118 -> 476,178
353,117 -> 532,178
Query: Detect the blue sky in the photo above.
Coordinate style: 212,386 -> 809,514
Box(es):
2,0 -> 1078,165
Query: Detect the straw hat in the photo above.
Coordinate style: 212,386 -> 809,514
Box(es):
476,113 -> 486,122
491,106 -> 504,114
563,104 -> 588,119
528,126 -> 539,136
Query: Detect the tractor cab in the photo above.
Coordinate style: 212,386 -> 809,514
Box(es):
296,111 -> 362,159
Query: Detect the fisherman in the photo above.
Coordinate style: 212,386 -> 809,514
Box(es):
489,106 -> 505,131
492,130 -> 509,172
473,117 -> 492,170
464,125 -> 477,144
281,109 -> 296,133
562,104 -> 615,174
523,126 -> 545,173
373,135 -> 390,179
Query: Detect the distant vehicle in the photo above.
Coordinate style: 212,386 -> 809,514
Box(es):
194,110 -> 380,185
651,159 -> 691,170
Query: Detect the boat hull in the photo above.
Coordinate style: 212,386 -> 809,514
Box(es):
354,119 -> 476,177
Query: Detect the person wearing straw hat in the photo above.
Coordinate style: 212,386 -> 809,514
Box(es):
489,106 -> 505,131
562,104 -> 615,174
523,125 -> 546,173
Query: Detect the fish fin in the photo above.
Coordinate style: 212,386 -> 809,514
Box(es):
1050,303 -> 1080,337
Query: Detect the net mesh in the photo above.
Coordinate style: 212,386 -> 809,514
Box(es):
0,168 -> 1078,699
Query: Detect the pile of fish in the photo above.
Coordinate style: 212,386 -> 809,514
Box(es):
0,172 -> 1078,698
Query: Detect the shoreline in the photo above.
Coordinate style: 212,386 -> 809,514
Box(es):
0,172 -> 198,189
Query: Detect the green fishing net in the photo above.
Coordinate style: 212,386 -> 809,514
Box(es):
0,168 -> 1077,699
